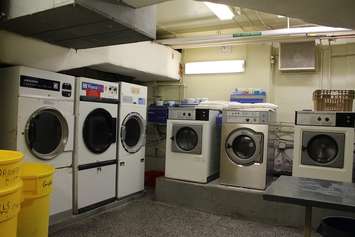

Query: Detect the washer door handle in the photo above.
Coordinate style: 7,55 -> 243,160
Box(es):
226,143 -> 232,149
121,126 -> 126,139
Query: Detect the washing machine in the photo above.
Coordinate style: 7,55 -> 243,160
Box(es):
293,111 -> 355,182
220,110 -> 276,190
165,107 -> 221,183
117,82 -> 147,199
74,77 -> 118,213
0,66 -> 74,216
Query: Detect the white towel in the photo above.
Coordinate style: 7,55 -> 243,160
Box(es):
227,102 -> 278,110
196,100 -> 231,110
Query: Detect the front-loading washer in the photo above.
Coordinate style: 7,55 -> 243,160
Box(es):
117,82 -> 147,199
220,110 -> 276,190
74,77 -> 119,213
0,66 -> 75,218
293,111 -> 355,182
165,107 -> 221,183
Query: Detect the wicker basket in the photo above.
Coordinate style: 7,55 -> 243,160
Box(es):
313,90 -> 355,111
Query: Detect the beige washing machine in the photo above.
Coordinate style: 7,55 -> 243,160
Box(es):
293,111 -> 355,182
220,110 -> 276,190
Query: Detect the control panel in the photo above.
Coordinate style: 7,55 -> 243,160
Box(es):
20,75 -> 73,98
223,110 -> 275,124
296,111 -> 355,127
120,82 -> 147,106
80,79 -> 118,100
196,109 -> 210,121
169,108 -> 196,120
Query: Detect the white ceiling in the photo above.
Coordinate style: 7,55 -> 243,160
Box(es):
156,0 -> 311,38
124,0 -> 355,33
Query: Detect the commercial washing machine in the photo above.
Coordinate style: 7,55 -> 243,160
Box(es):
0,66 -> 75,217
165,107 -> 221,183
293,111 -> 355,182
220,110 -> 276,190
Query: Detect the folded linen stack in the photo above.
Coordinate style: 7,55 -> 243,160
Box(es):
226,102 -> 278,111
196,101 -> 230,110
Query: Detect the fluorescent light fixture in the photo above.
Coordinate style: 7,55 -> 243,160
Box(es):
277,15 -> 286,18
204,2 -> 235,20
185,60 -> 245,75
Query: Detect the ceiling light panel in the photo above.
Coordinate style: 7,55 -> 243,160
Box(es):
204,2 -> 235,21
185,60 -> 245,74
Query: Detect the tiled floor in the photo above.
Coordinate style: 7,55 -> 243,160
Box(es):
50,196 -> 304,237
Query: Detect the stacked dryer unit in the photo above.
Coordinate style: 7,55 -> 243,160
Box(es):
165,107 -> 221,183
0,66 -> 75,217
220,110 -> 276,190
117,82 -> 147,199
293,111 -> 355,182
74,77 -> 119,213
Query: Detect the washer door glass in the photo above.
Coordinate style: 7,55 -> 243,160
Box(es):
225,128 -> 263,166
232,135 -> 256,159
26,108 -> 68,160
121,113 -> 145,153
176,127 -> 198,151
307,135 -> 338,164
83,108 -> 116,154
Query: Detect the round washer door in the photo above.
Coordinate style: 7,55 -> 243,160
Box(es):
225,128 -> 264,166
83,108 -> 117,154
171,124 -> 203,155
25,108 -> 68,160
176,127 -> 198,151
121,112 -> 145,154
307,134 -> 338,164
301,131 -> 345,168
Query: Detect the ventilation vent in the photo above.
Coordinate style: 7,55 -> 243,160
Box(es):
279,41 -> 316,71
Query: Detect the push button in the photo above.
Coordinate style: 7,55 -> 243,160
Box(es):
62,83 -> 72,90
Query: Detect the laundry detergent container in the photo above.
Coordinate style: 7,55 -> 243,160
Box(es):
18,163 -> 55,237
0,150 -> 23,188
0,181 -> 23,237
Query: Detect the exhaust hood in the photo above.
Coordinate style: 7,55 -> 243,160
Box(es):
0,0 -> 156,49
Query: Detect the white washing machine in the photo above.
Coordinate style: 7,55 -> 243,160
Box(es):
74,77 -> 118,213
0,66 -> 74,216
293,111 -> 355,182
220,110 -> 276,190
117,82 -> 147,199
165,107 -> 221,183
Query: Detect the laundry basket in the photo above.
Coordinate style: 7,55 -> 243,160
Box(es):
17,163 -> 55,237
313,90 -> 355,111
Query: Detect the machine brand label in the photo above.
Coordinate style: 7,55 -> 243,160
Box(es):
20,76 -> 60,92
131,87 -> 140,94
82,82 -> 104,98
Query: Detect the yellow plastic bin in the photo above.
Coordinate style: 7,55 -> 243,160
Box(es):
0,182 -> 23,237
0,150 -> 23,188
18,163 -> 55,237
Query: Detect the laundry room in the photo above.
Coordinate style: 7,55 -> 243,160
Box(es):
1,1 -> 355,237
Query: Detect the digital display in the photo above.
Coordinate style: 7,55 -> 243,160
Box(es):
20,76 -> 60,92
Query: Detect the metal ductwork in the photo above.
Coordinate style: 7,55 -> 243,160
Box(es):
0,0 -> 156,49
122,0 -> 355,30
